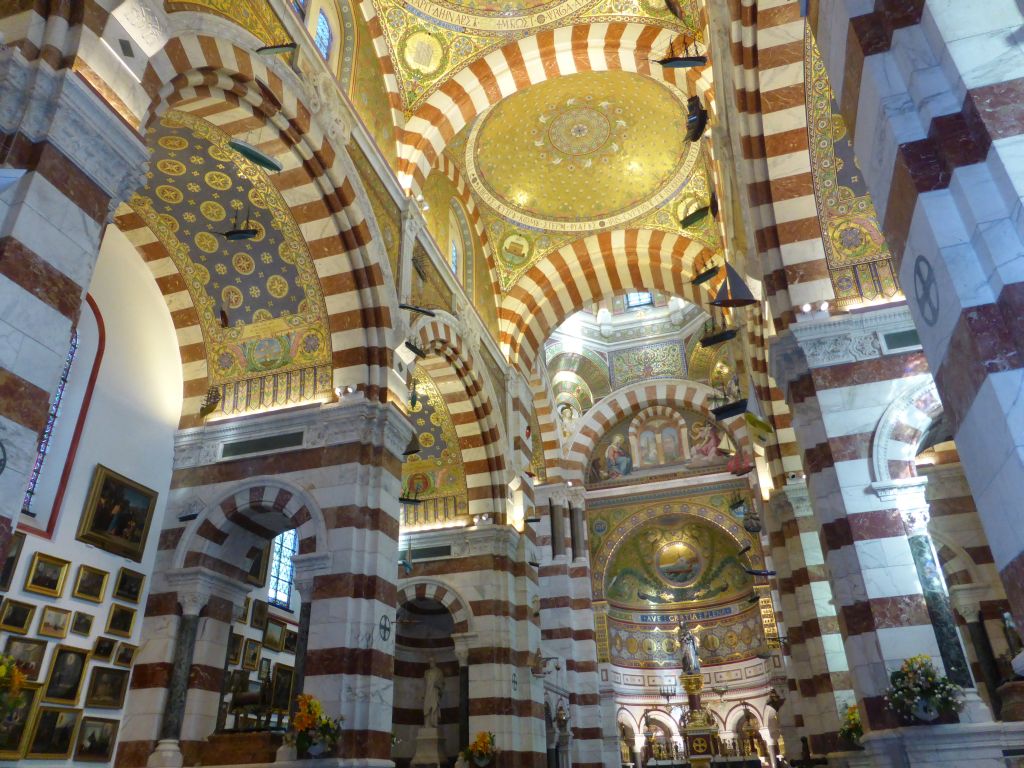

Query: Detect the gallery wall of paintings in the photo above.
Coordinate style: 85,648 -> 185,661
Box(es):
0,233 -> 182,762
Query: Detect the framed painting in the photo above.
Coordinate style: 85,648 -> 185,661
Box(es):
106,604 -> 135,637
72,565 -> 108,603
241,638 -> 261,671
93,637 -> 116,663
258,656 -> 271,681
25,706 -> 81,760
42,645 -> 89,705
0,531 -> 25,592
250,599 -> 268,631
263,618 -> 287,652
0,682 -> 39,760
113,642 -> 138,668
246,542 -> 271,587
24,552 -> 70,598
76,464 -> 158,562
227,632 -> 243,665
270,663 -> 294,712
4,637 -> 47,681
112,567 -> 145,604
70,611 -> 94,636
38,605 -> 71,639
284,628 -> 298,654
74,716 -> 119,763
84,666 -> 129,708
0,599 -> 35,634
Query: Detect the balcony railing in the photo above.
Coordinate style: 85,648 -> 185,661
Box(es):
399,495 -> 469,529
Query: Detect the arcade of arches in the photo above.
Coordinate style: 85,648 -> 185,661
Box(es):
1,1 -> 1024,767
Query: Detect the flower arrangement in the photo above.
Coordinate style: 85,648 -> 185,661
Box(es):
838,703 -> 862,745
461,731 -> 496,766
884,654 -> 964,721
287,694 -> 343,758
0,655 -> 26,715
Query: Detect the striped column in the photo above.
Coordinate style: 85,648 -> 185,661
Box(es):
0,51 -> 146,551
810,0 -> 1024,639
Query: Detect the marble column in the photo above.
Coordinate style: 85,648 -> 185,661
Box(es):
289,553 -> 329,722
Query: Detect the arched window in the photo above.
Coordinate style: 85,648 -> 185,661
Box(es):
22,330 -> 77,515
448,206 -> 464,278
626,291 -> 653,309
291,0 -> 307,18
267,528 -> 297,608
314,10 -> 333,60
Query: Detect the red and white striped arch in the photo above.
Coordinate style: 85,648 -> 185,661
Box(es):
412,312 -> 509,519
397,579 -> 474,634
498,229 -> 718,374
435,153 -> 501,299
870,378 -> 943,484
396,22 -> 710,191
563,378 -> 751,479
136,34 -> 400,409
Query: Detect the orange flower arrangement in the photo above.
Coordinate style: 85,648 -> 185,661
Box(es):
287,693 -> 343,758
461,731 -> 496,765
0,655 -> 25,715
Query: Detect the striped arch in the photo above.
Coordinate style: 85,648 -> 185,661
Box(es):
397,579 -> 473,634
173,477 -> 327,583
134,34 -> 399,412
870,378 -> 944,483
436,154 -> 500,299
529,366 -> 565,482
627,405 -> 690,456
412,313 -> 508,519
397,22 -> 706,190
498,229 -> 717,374
563,378 -> 751,479
932,533 -> 984,588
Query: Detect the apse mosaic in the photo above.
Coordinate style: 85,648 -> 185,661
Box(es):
350,0 -> 400,166
410,242 -> 455,312
587,407 -> 730,484
599,514 -> 751,608
370,0 -> 702,109
403,367 -> 469,506
804,29 -> 899,305
350,141 -> 402,280
447,72 -> 720,292
131,110 -> 331,387
608,340 -> 686,389
607,606 -> 763,668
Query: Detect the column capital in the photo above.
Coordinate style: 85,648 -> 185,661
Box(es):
293,552 -> 332,603
948,584 -> 990,621
868,477 -> 930,533
0,52 -> 148,207
452,632 -> 477,666
165,566 -> 252,616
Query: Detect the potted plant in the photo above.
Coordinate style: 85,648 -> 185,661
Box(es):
837,703 -> 862,748
884,654 -> 964,723
462,731 -> 497,767
286,694 -> 344,758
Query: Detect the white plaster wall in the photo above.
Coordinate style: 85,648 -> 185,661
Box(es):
2,223 -> 182,765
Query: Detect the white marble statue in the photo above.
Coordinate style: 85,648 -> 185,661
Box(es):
423,658 -> 445,728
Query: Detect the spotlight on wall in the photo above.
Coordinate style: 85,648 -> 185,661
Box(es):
801,303 -> 812,313
820,301 -> 830,312
256,42 -> 298,55
399,303 -> 437,317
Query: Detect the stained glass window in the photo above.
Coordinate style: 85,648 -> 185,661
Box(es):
22,330 -> 78,515
291,0 -> 307,17
314,11 -> 333,59
626,291 -> 653,308
268,528 -> 297,608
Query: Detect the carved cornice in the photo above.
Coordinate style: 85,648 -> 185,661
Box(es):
173,396 -> 415,469
0,51 -> 148,207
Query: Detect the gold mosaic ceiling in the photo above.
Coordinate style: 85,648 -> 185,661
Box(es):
468,70 -> 699,230
373,0 -> 703,109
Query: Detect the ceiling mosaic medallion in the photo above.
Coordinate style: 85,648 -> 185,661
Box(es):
131,110 -> 330,386
465,71 -> 700,233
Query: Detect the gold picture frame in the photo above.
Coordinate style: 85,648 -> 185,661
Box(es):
4,636 -> 47,681
42,645 -> 89,705
84,666 -> 129,709
263,618 -> 287,652
72,565 -> 108,603
38,605 -> 71,639
0,682 -> 39,760
0,531 -> 25,592
113,642 -> 138,668
241,638 -> 261,671
74,716 -> 119,762
92,637 -> 116,663
71,611 -> 94,636
112,566 -> 145,604
0,599 -> 36,634
24,552 -> 70,598
76,464 -> 158,563
105,603 -> 135,638
25,705 -> 81,760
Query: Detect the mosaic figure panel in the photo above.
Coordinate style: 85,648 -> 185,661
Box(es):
609,340 -> 686,390
402,367 -> 469,507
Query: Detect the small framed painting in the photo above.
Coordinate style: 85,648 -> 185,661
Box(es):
92,637 -> 117,663
24,552 -> 70,598
113,642 -> 138,668
70,611 -> 94,637
76,464 -> 158,562
227,632 -> 243,665
241,638 -> 261,671
84,666 -> 129,708
112,567 -> 145,604
25,706 -> 81,760
42,645 -> 89,705
106,604 -> 135,637
0,599 -> 35,634
270,663 -> 294,712
258,656 -> 271,681
4,636 -> 47,681
72,565 -> 108,603
263,618 -> 287,652
0,531 -> 25,592
284,629 -> 298,654
74,716 -> 119,763
250,599 -> 268,631
38,605 -> 71,639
